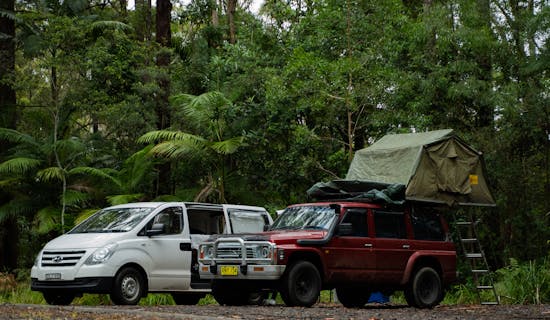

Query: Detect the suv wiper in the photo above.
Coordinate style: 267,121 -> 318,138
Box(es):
269,225 -> 299,231
302,225 -> 325,230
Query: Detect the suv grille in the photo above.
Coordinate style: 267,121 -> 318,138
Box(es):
216,246 -> 255,259
41,250 -> 86,267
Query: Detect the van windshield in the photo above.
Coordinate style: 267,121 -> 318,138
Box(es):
70,207 -> 154,233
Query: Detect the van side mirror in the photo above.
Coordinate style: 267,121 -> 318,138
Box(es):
337,223 -> 353,236
146,223 -> 165,237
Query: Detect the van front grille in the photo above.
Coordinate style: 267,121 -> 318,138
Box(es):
41,250 -> 87,267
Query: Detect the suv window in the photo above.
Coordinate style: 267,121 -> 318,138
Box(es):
341,208 -> 368,237
411,211 -> 445,241
373,210 -> 407,239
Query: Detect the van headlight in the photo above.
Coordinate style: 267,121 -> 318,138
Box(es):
34,251 -> 42,266
85,243 -> 118,265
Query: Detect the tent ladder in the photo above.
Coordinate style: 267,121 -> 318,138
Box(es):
454,213 -> 500,305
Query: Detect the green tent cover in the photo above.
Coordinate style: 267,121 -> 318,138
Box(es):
313,129 -> 495,206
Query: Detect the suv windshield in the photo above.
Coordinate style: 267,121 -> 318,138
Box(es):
270,206 -> 336,231
70,207 -> 154,233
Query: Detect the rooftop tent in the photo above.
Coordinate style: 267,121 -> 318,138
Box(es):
344,129 -> 495,206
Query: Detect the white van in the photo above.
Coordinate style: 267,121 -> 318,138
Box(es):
31,202 -> 272,305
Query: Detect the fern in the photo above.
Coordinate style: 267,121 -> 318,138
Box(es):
0,158 -> 41,175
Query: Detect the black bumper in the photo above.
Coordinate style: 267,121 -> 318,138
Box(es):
31,277 -> 113,294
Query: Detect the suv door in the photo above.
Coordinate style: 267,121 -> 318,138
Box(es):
372,210 -> 413,284
325,208 -> 376,283
141,205 -> 192,291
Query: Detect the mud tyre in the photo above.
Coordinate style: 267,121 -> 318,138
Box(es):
280,261 -> 321,307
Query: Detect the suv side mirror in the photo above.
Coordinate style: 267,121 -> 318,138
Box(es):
146,223 -> 165,237
337,223 -> 353,236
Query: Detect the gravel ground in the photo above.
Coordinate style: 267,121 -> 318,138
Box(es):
1,303 -> 549,320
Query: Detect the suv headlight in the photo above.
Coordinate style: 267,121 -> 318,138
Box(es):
253,244 -> 273,259
200,244 -> 214,260
85,243 -> 118,265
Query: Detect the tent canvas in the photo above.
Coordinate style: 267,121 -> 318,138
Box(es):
345,129 -> 495,206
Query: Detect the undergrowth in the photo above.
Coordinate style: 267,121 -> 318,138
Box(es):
1,258 -> 548,305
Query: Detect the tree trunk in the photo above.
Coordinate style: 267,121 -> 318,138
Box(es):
227,0 -> 237,44
0,0 -> 19,272
155,0 -> 173,196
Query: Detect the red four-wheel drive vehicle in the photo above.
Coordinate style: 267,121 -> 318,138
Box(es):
198,201 -> 456,308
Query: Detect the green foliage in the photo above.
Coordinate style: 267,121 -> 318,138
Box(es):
495,258 -> 550,304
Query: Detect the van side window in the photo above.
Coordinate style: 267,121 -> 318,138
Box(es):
411,211 -> 445,241
373,210 -> 407,239
151,207 -> 183,235
341,209 -> 368,237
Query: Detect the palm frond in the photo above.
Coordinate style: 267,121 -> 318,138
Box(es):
121,146 -> 156,191
107,194 -> 144,206
183,91 -> 232,124
33,207 -> 60,234
36,167 -> 66,182
54,138 -> 86,158
209,136 -> 246,155
68,166 -> 122,187
62,190 -> 91,207
0,198 -> 33,222
91,20 -> 134,33
0,157 -> 42,175
150,140 -> 206,159
137,130 -> 206,144
0,128 -> 40,147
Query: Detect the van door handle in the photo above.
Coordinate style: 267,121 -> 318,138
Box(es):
402,244 -> 410,249
364,243 -> 373,248
180,243 -> 191,251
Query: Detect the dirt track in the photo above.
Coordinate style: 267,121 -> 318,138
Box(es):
1,303 -> 549,320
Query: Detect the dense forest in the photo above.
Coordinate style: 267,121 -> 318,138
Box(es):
0,0 -> 548,279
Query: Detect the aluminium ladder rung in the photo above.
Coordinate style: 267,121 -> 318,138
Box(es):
461,238 -> 478,243
481,301 -> 499,305
477,285 -> 494,290
471,269 -> 489,273
466,253 -> 483,258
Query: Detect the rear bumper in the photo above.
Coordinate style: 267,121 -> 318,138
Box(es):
31,277 -> 112,293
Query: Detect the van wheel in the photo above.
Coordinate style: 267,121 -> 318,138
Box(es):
110,267 -> 145,305
336,287 -> 370,308
406,267 -> 442,308
43,291 -> 74,305
171,293 -> 204,305
280,261 -> 321,307
212,280 -> 249,306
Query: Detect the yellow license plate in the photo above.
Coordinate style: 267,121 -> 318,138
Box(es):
220,265 -> 238,276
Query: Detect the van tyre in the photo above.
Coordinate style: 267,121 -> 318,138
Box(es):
42,291 -> 74,305
406,267 -> 442,308
336,287 -> 370,308
280,261 -> 321,307
110,267 -> 145,305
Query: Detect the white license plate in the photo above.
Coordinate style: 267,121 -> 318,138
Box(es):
220,265 -> 238,276
45,273 -> 61,280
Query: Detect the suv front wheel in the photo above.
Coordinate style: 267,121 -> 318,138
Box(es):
405,266 -> 443,308
280,261 -> 321,307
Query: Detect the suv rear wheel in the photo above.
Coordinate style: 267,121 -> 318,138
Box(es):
406,266 -> 442,308
280,261 -> 321,307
